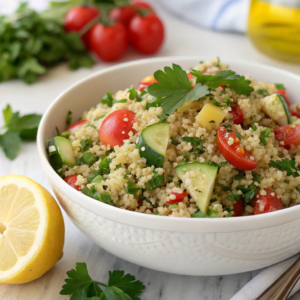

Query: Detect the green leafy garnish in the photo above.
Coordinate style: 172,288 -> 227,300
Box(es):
191,210 -> 207,218
190,69 -> 254,96
251,124 -> 257,131
296,184 -> 300,193
260,128 -> 271,146
0,3 -> 94,84
145,97 -> 162,110
269,159 -> 299,177
157,113 -> 169,122
253,174 -> 261,184
101,92 -> 114,107
126,181 -> 141,196
79,152 -> 98,166
227,193 -> 240,201
66,110 -> 72,126
171,137 -> 180,146
0,105 -> 42,159
82,186 -> 114,206
181,136 -> 205,155
237,183 -> 257,203
98,156 -> 112,175
146,170 -> 165,191
284,180 -> 290,184
127,87 -> 142,102
234,171 -> 245,181
60,262 -> 145,300
148,64 -> 210,115
257,89 -> 269,96
207,210 -> 219,218
275,83 -> 285,90
78,139 -> 92,152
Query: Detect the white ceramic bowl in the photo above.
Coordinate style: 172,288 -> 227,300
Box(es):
37,57 -> 300,276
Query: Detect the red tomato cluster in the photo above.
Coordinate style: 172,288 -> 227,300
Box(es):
64,1 -> 164,62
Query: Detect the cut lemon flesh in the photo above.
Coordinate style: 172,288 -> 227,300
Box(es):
0,175 -> 64,284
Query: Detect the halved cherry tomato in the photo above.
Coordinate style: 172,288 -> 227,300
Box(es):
273,124 -> 300,145
165,192 -> 189,205
64,6 -> 100,48
67,120 -> 88,134
99,109 -> 137,147
64,175 -> 81,191
137,75 -> 158,91
132,0 -> 152,9
217,124 -> 258,170
128,12 -> 164,54
253,188 -> 284,215
276,90 -> 289,106
233,199 -> 243,217
109,5 -> 137,27
230,105 -> 244,125
220,83 -> 226,88
187,73 -> 195,88
88,22 -> 127,61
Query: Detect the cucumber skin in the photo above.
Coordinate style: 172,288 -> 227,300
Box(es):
277,93 -> 291,124
137,135 -> 164,168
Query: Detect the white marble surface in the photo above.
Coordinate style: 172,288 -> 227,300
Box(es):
1,1 -> 300,299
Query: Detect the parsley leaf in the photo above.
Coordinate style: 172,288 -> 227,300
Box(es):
78,139 -> 92,152
269,159 -> 300,177
171,137 -> 180,145
126,181 -> 141,196
146,170 -> 164,190
128,87 -> 142,102
190,69 -> 254,96
191,210 -> 207,218
227,193 -> 240,201
98,156 -> 112,175
238,183 -> 257,203
101,92 -> 114,107
148,64 -> 210,115
251,124 -> 257,131
260,128 -> 271,145
257,89 -> 269,96
157,113 -> 169,122
181,136 -> 205,155
60,263 -> 145,300
234,171 -> 245,181
145,97 -> 162,110
275,83 -> 285,90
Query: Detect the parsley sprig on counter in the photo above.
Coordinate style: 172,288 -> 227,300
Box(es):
148,64 -> 254,115
60,262 -> 145,300
0,3 -> 95,84
0,105 -> 42,159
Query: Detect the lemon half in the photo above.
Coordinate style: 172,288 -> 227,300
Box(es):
0,175 -> 64,284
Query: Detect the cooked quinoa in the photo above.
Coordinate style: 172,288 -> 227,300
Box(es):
50,57 -> 300,218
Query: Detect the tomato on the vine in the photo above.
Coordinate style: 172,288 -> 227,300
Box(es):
109,5 -> 137,27
64,6 -> 100,47
99,110 -> 137,147
217,123 -> 258,170
128,12 -> 164,54
88,22 -> 127,61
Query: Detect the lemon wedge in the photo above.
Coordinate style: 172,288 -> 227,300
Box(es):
0,175 -> 64,284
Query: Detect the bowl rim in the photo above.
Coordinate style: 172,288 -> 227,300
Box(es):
37,56 -> 300,233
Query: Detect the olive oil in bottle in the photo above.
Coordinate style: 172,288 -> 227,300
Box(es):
248,0 -> 300,63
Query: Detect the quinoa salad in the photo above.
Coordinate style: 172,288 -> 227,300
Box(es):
48,57 -> 300,218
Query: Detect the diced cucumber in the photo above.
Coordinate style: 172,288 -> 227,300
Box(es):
261,93 -> 291,126
54,136 -> 76,167
137,122 -> 170,167
91,175 -> 104,184
175,162 -> 218,213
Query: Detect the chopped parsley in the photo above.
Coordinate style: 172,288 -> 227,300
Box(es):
296,184 -> 300,193
78,139 -> 91,152
237,183 -> 257,203
79,152 -> 97,166
171,137 -> 180,145
82,186 -> 114,206
260,128 -> 271,146
235,131 -> 242,140
98,156 -> 112,175
145,97 -> 162,110
181,136 -> 205,155
157,113 -> 169,122
269,159 -> 300,177
123,172 -> 130,179
251,124 -> 257,131
223,98 -> 232,107
227,193 -> 240,202
66,110 -> 72,126
234,171 -> 245,181
210,198 -> 217,203
146,170 -> 165,191
284,180 -> 290,184
209,120 -> 216,123
60,131 -> 70,139
207,210 -> 219,218
253,174 -> 261,184
211,99 -> 222,107
257,89 -> 269,96
191,210 -> 207,218
126,181 -> 141,196
101,92 -> 114,107
167,176 -> 173,182
275,83 -> 285,90
128,87 -> 142,102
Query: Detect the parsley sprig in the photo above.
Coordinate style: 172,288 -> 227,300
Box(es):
148,64 -> 254,115
181,136 -> 205,155
269,159 -> 300,177
60,262 -> 145,300
0,105 -> 42,159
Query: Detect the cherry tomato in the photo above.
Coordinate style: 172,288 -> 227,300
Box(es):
128,12 -> 164,54
64,175 -> 81,191
165,192 -> 189,205
217,124 -> 258,170
132,0 -> 152,9
276,90 -> 289,106
273,124 -> 300,145
233,199 -> 243,217
109,5 -> 137,27
253,188 -> 284,215
230,105 -> 244,125
137,75 -> 157,91
64,6 -> 100,48
220,83 -> 226,88
187,73 -> 195,88
67,120 -> 88,134
88,22 -> 127,61
99,110 -> 137,147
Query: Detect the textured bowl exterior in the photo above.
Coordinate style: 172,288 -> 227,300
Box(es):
38,57 -> 300,275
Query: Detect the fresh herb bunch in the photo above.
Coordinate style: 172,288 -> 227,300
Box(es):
60,262 -> 145,300
0,105 -> 42,159
0,3 -> 95,84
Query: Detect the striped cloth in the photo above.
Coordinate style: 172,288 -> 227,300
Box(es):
157,0 -> 250,33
